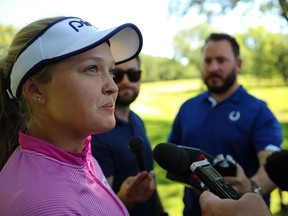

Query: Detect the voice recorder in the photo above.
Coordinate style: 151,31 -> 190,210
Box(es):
190,159 -> 240,200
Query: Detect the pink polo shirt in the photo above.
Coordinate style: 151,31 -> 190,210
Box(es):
0,131 -> 129,216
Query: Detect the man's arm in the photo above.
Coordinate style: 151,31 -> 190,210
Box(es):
225,150 -> 277,196
250,150 -> 277,196
199,190 -> 272,216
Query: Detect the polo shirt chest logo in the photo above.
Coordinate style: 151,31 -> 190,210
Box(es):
229,110 -> 240,121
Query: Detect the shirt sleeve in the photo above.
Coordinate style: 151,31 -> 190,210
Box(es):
252,104 -> 283,152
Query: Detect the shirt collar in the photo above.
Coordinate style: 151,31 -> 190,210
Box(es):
18,131 -> 91,166
205,85 -> 245,107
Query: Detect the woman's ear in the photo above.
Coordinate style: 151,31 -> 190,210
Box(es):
22,78 -> 46,104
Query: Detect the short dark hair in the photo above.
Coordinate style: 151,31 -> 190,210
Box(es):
203,33 -> 240,58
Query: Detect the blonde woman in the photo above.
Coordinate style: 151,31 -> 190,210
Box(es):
0,16 -> 142,215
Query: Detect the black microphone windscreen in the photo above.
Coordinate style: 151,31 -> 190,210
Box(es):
265,150 -> 288,191
128,136 -> 146,171
153,143 -> 191,174
128,136 -> 144,153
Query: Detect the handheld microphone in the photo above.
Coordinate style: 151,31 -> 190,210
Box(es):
153,143 -> 240,199
264,150 -> 288,191
153,143 -> 213,191
153,143 -> 191,174
128,136 -> 146,171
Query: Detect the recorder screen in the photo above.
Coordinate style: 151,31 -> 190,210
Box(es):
204,166 -> 222,180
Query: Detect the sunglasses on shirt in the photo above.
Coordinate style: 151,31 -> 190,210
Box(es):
113,69 -> 141,83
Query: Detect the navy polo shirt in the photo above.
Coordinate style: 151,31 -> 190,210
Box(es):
168,85 -> 283,216
91,111 -> 157,216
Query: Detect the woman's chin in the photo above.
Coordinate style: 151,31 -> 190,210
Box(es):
94,119 -> 116,134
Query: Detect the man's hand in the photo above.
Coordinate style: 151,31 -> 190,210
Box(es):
199,190 -> 272,216
224,163 -> 251,195
117,170 -> 155,209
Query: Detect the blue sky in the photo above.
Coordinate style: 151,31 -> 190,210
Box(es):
0,0 -> 285,58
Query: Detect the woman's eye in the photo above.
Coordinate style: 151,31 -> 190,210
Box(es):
109,68 -> 116,78
86,65 -> 98,73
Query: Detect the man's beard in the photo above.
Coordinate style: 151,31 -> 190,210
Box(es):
116,90 -> 139,106
204,69 -> 237,94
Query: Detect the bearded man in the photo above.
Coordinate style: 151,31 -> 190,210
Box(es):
168,33 -> 282,216
91,56 -> 165,216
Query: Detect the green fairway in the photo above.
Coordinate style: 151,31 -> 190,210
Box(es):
131,78 -> 288,215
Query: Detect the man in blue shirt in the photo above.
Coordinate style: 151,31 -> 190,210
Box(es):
168,33 -> 283,215
92,56 -> 165,216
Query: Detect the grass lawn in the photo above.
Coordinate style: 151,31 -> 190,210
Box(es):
131,78 -> 288,215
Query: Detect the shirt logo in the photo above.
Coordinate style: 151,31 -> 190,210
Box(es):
229,111 -> 240,121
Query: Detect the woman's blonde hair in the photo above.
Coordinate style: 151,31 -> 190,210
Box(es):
0,17 -> 63,170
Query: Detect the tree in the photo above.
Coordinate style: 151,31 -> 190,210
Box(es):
270,34 -> 288,82
168,0 -> 288,23
141,54 -> 192,81
238,27 -> 273,78
0,24 -> 18,57
171,23 -> 288,82
173,23 -> 216,77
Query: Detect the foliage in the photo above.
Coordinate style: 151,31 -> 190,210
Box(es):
0,24 -> 18,57
173,23 -> 216,74
166,0 -> 288,82
172,24 -> 288,82
168,0 -> 288,23
1,23 -> 288,83
140,54 -> 195,81
236,27 -> 288,79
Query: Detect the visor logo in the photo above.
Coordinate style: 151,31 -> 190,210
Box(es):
69,19 -> 93,32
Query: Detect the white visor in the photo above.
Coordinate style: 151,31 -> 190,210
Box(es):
8,16 -> 143,99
